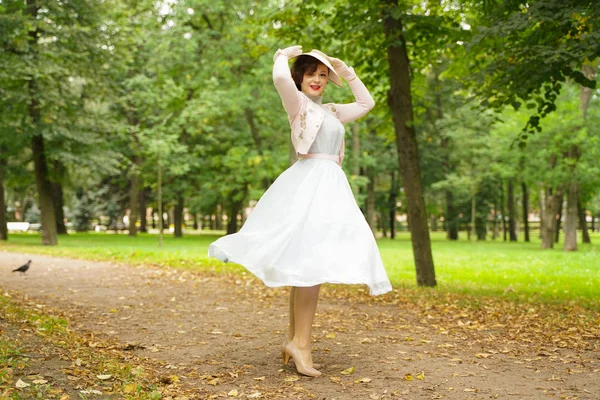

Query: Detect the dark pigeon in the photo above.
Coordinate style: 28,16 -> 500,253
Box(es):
12,260 -> 31,273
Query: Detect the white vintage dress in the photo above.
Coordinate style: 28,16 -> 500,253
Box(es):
208,97 -> 392,296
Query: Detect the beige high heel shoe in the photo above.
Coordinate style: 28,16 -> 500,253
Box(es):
282,348 -> 322,370
283,342 -> 321,377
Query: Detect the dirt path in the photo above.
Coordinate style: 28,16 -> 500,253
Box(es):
1,251 -> 599,399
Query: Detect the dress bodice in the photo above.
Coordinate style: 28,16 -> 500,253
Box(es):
307,105 -> 345,156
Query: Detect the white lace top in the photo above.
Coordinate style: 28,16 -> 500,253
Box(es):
306,96 -> 345,156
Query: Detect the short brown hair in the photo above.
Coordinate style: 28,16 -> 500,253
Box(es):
291,55 -> 329,91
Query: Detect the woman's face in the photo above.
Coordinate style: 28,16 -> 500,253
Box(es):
300,63 -> 329,97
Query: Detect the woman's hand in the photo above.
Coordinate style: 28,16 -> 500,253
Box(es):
330,57 -> 356,82
274,45 -> 303,61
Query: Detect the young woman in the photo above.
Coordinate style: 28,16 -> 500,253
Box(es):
209,45 -> 392,377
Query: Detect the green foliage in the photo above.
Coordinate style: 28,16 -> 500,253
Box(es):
461,0 -> 600,137
72,190 -> 94,232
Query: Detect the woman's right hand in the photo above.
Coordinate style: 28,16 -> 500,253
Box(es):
274,45 -> 303,61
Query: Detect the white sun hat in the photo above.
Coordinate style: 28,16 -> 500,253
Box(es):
291,49 -> 343,87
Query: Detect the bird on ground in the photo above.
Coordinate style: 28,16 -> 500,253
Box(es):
12,260 -> 31,274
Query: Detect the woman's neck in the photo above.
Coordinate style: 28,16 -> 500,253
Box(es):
303,92 -> 323,104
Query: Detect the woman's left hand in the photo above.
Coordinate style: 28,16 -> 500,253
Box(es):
330,57 -> 356,81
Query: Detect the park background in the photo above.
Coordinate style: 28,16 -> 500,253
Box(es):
1,0 -> 600,398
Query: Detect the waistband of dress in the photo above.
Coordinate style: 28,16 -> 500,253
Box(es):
297,153 -> 340,162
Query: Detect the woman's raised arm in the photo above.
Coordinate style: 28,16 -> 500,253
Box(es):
273,46 -> 303,119
330,58 -> 375,123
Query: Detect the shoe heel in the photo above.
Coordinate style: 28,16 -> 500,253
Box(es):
283,349 -> 291,364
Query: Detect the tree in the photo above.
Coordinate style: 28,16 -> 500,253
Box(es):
463,0 -> 600,140
382,1 -> 436,286
1,0 -> 119,244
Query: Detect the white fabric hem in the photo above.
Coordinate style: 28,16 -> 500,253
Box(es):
209,244 -> 392,296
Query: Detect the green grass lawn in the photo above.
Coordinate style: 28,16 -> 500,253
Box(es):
1,231 -> 599,308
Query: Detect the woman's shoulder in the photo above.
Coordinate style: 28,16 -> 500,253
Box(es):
323,103 -> 339,118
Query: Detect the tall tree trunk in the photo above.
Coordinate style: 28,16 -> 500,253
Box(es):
389,171 -> 397,239
52,180 -> 67,235
507,179 -> 517,241
380,211 -> 387,238
445,188 -> 458,240
226,200 -> 242,235
167,207 -> 173,229
435,71 -> 457,241
383,3 -> 436,287
365,167 -> 376,234
555,192 -> 563,244
32,135 -> 58,245
51,161 -> 68,234
0,157 -> 7,241
577,198 -> 591,244
521,181 -> 530,242
541,188 -> 554,249
128,153 -> 141,236
139,187 -> 148,233
430,214 -> 438,232
491,201 -> 498,240
27,0 -> 57,245
216,204 -> 223,230
541,187 -> 562,249
388,183 -> 398,239
174,193 -> 184,238
562,141 -> 580,248
564,64 -> 596,247
564,182 -> 579,251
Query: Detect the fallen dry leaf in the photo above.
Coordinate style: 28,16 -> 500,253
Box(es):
340,366 -> 355,375
16,379 -> 30,388
124,383 -> 137,393
355,377 -> 372,383
207,378 -> 220,385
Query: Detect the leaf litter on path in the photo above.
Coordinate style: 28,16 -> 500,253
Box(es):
0,252 -> 599,399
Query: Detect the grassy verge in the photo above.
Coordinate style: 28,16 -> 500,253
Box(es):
1,231 -> 599,308
0,291 -> 184,399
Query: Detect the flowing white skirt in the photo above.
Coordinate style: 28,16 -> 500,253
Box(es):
208,158 -> 392,296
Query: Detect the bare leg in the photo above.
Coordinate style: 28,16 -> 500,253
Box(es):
288,287 -> 296,341
292,285 -> 320,349
284,285 -> 321,376
286,286 -> 321,370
